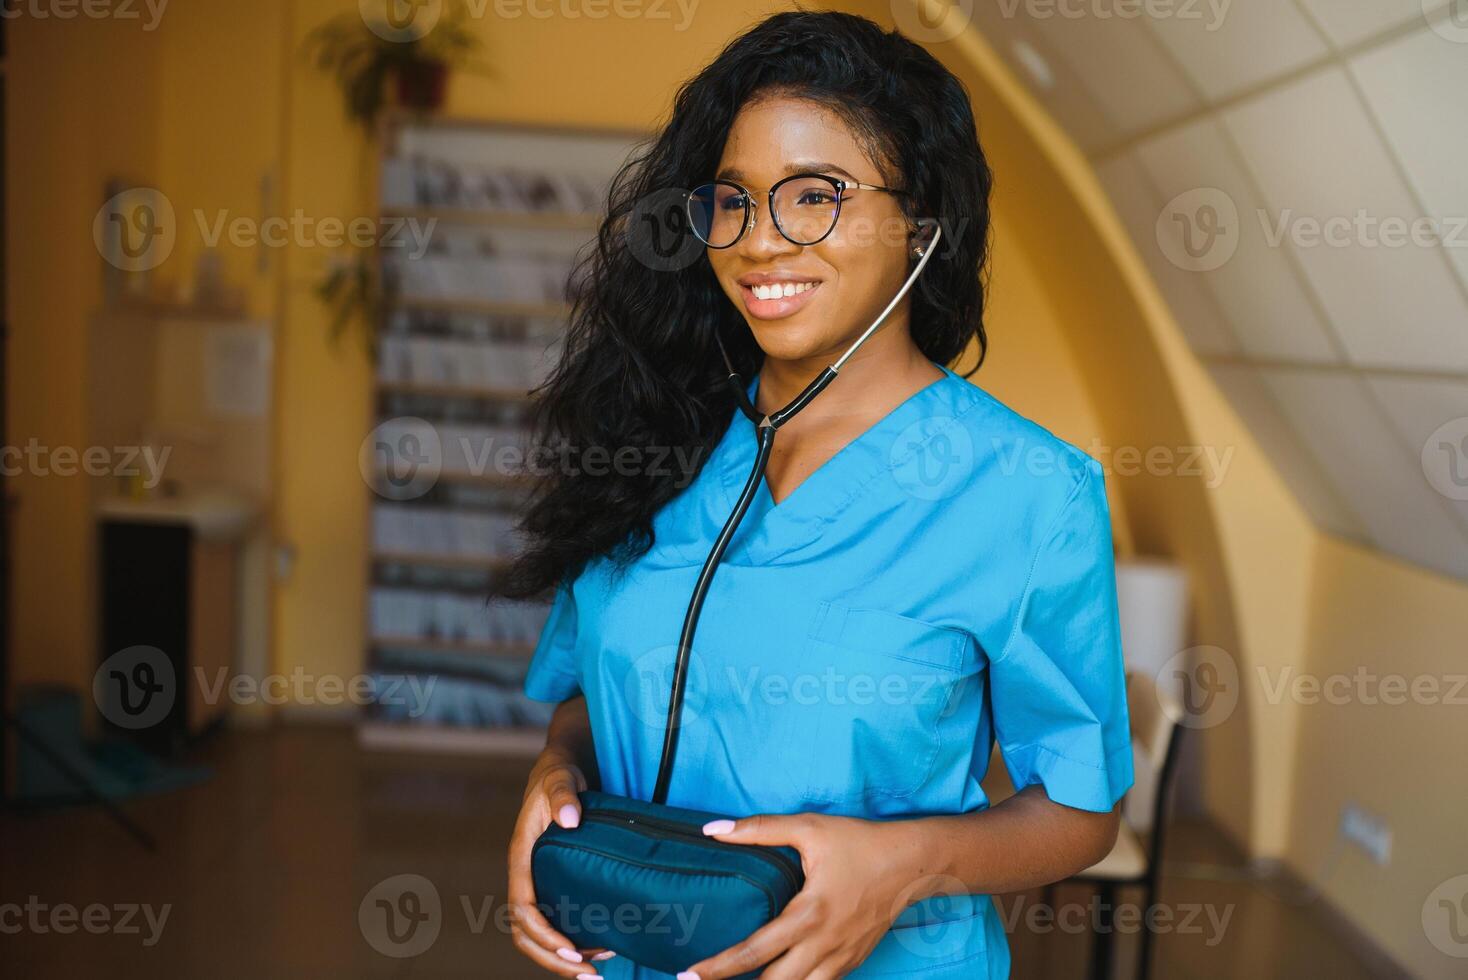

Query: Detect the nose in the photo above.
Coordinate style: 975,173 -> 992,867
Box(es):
736,200 -> 801,262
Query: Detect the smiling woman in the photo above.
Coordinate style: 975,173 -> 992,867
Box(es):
497,11 -> 1131,980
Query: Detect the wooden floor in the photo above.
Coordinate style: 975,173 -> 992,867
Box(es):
0,727 -> 1393,979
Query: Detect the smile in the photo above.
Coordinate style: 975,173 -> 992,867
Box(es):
739,280 -> 822,320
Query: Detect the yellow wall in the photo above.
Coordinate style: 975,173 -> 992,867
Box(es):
1289,538 -> 1468,978
7,15 -> 164,696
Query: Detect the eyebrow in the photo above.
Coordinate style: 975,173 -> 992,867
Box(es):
717,160 -> 860,184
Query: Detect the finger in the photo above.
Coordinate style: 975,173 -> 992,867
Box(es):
700,812 -> 807,848
801,952 -> 858,980
680,895 -> 814,979
507,840 -> 579,958
511,924 -> 601,978
542,765 -> 585,829
755,941 -> 827,980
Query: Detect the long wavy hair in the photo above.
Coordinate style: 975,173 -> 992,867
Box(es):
497,10 -> 993,599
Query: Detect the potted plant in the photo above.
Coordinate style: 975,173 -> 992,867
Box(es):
304,1 -> 491,129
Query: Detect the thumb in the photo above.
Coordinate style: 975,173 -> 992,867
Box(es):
542,765 -> 585,829
701,812 -> 805,847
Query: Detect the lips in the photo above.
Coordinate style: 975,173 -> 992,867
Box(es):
736,277 -> 823,320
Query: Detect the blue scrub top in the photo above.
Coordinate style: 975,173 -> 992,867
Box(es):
524,363 -> 1134,978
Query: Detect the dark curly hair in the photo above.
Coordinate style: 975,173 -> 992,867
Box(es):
496,10 -> 993,599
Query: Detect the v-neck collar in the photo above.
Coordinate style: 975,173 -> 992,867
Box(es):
706,362 -> 959,565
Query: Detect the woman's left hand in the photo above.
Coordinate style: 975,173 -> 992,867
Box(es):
678,812 -> 926,980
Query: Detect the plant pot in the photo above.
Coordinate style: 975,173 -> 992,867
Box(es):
395,59 -> 448,113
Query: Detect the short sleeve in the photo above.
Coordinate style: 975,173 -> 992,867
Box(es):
523,579 -> 582,703
990,457 -> 1134,813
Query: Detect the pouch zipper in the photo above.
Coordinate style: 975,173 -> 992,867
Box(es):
579,808 -> 802,893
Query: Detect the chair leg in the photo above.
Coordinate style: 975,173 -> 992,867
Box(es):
1136,880 -> 1157,980
1090,882 -> 1116,980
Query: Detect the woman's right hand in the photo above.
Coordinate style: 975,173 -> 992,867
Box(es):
507,747 -> 614,977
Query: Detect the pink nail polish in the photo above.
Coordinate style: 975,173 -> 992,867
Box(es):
702,819 -> 736,835
677,972 -> 702,980
559,804 -> 581,829
555,947 -> 583,963
576,974 -> 599,980
591,950 -> 617,960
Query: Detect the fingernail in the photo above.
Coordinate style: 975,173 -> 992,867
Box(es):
577,974 -> 599,980
559,804 -> 580,829
677,972 -> 702,980
702,820 -> 735,835
591,951 -> 617,960
555,947 -> 583,963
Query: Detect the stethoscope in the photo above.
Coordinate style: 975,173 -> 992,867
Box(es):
652,220 -> 944,804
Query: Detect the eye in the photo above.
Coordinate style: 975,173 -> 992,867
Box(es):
718,191 -> 749,211
794,188 -> 837,207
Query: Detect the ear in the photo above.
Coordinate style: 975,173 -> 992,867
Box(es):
910,218 -> 940,257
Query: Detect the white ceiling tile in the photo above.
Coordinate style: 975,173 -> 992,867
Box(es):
1223,67 -> 1468,371
1294,0 -> 1443,47
1134,118 -> 1340,363
1206,363 -> 1367,537
1144,0 -> 1328,101
1261,368 -> 1468,579
966,6 -> 1120,153
1024,8 -> 1202,137
1094,152 -> 1240,356
1351,26 -> 1468,293
1364,374 -> 1468,536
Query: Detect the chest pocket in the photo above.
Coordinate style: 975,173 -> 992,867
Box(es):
792,602 -> 976,804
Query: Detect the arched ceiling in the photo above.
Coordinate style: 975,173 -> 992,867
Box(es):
964,0 -> 1468,580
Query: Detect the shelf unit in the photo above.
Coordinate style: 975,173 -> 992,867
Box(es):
360,116 -> 641,755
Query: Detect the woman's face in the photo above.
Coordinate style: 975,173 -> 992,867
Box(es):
704,94 -> 914,367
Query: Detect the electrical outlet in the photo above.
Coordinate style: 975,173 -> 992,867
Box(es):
1340,802 -> 1392,866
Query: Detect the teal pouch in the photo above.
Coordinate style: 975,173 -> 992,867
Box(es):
532,790 -> 804,978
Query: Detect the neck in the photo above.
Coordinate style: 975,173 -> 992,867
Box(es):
754,322 -> 939,424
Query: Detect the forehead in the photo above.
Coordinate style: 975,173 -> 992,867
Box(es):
716,94 -> 885,184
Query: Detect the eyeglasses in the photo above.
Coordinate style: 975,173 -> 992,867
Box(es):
685,172 -> 903,249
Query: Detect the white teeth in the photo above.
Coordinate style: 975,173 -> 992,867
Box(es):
750,282 -> 817,301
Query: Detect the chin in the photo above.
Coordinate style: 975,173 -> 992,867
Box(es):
745,316 -> 841,363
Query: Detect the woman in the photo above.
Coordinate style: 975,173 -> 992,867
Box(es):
502,11 -> 1132,979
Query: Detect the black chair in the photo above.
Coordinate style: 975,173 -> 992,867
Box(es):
1068,670 -> 1186,980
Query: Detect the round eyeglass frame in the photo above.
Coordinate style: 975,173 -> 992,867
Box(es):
684,172 -> 904,249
